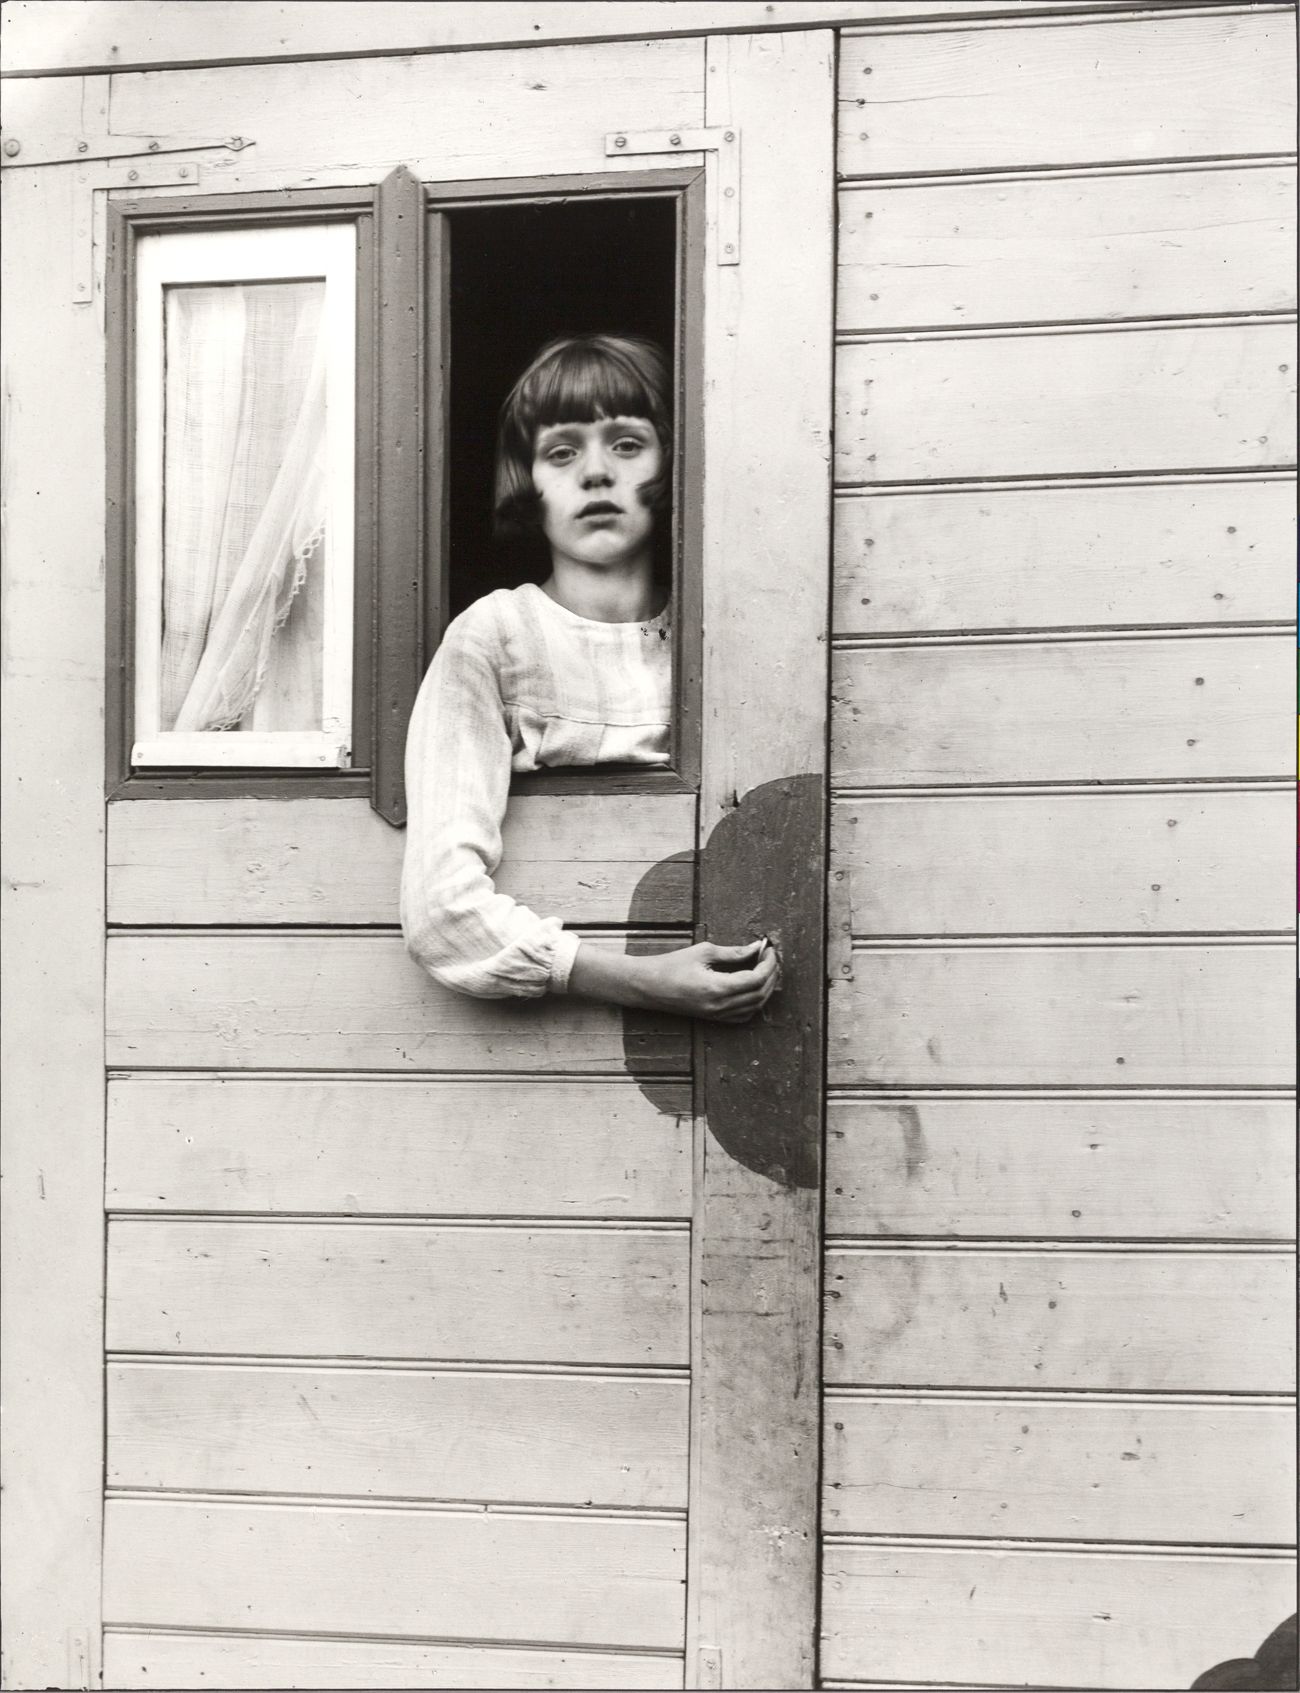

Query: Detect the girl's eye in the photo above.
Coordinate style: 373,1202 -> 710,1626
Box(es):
544,446 -> 577,465
613,438 -> 644,455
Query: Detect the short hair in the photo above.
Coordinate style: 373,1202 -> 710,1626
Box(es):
493,333 -> 673,537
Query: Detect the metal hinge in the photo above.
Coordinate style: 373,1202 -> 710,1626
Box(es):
1,133 -> 252,168
605,125 -> 740,263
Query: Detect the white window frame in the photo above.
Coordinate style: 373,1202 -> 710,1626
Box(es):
131,223 -> 356,769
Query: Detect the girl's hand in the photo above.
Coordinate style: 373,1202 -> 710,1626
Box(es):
568,936 -> 781,1022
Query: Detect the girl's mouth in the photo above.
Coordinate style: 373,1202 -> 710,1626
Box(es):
578,501 -> 622,518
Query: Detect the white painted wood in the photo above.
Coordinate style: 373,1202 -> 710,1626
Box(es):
833,478 -> 1296,634
690,29 -> 835,1690
835,323 -> 1297,484
837,165 -> 1297,330
838,10 -> 1298,177
104,38 -> 705,189
108,1361 -> 688,1507
105,931 -> 690,1072
106,793 -> 696,925
825,1246 -> 1294,1390
102,1631 -> 684,1690
0,158 -> 104,1692
824,1394 -> 1296,1542
829,942 -> 1294,1087
107,1219 -> 689,1364
106,1076 -> 692,1216
103,1497 -> 686,1649
132,223 -> 355,765
827,1096 -> 1297,1240
1,1 -> 1161,75
831,790 -> 1295,935
831,634 -> 1293,787
821,1543 -> 1298,1689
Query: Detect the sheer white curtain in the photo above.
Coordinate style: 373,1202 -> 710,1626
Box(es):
161,280 -> 328,734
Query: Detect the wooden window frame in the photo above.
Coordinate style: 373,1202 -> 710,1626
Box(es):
105,185 -> 378,803
106,165 -> 703,813
129,222 -> 357,771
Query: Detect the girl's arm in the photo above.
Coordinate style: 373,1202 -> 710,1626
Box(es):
401,609 -> 579,998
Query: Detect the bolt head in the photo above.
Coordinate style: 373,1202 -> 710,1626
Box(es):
614,135 -> 627,148
724,130 -> 735,142
128,169 -> 139,181
77,140 -> 89,153
669,133 -> 681,145
148,139 -> 160,151
2,139 -> 20,158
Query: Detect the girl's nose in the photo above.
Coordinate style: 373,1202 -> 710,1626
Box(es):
579,446 -> 614,486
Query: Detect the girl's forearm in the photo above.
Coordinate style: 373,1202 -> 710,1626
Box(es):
565,941 -> 659,1009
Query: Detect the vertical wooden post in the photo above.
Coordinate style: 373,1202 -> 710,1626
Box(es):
1,162 -> 106,1691
688,30 -> 836,1691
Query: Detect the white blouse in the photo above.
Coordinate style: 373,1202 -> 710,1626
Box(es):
401,582 -> 672,998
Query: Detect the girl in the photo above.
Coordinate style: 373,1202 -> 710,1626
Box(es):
401,332 -> 778,1024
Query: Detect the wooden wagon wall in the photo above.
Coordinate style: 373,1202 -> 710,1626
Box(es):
820,5 -> 1297,1688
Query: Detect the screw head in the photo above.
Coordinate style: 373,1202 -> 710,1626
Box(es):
127,169 -> 139,181
2,139 -> 20,158
178,166 -> 190,178
148,139 -> 160,151
669,133 -> 681,146
725,242 -> 735,253
724,130 -> 735,141
77,140 -> 89,153
613,135 -> 627,149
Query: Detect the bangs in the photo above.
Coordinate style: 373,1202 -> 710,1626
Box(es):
524,344 -> 663,433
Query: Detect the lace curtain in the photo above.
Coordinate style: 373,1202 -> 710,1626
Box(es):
161,279 -> 328,733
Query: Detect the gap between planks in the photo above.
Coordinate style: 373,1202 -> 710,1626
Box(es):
832,779 -> 1295,797
105,1213 -> 691,1231
835,464 -> 1298,491
831,624 -> 1297,649
841,4 -> 1299,36
105,1487 -> 686,1522
847,935 -> 1295,950
99,1622 -> 684,1661
819,1533 -> 1296,1560
108,1353 -> 691,1378
835,310 -> 1296,343
837,152 -> 1298,189
825,1239 -> 1293,1254
824,1386 -> 1295,1405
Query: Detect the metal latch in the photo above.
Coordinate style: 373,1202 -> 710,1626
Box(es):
605,126 -> 740,263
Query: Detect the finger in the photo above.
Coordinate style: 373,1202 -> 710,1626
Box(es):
708,939 -> 767,967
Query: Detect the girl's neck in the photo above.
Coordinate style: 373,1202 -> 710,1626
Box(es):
541,556 -> 665,624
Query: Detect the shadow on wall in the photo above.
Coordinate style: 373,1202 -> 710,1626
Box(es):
1193,1616 -> 1298,1691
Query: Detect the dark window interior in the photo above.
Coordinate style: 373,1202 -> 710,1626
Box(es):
444,196 -> 678,622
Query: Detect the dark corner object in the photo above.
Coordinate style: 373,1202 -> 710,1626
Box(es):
1192,1615 -> 1299,1692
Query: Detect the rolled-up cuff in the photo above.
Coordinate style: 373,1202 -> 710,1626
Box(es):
548,929 -> 582,995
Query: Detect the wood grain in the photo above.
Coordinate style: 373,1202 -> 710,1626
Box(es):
827,1096 -> 1297,1241
102,1631 -> 683,1690
0,155 -> 105,1692
823,1393 -> 1295,1544
835,323 -> 1297,484
838,11 -> 1298,177
825,1246 -> 1294,1391
107,1076 -> 692,1216
829,942 -> 1294,1088
103,1497 -> 686,1649
831,634 -> 1293,788
107,1219 -> 688,1364
831,790 -> 1295,935
832,478 -> 1295,635
106,793 -> 696,925
689,30 -> 835,1689
108,1361 -> 688,1507
105,38 -> 704,189
105,932 -> 690,1073
3,2 -> 1161,75
837,166 -> 1297,330
821,1542 -> 1299,1689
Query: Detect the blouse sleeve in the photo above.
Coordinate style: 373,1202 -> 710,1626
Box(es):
399,604 -> 581,999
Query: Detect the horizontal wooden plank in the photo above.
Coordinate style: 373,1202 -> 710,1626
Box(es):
108,1362 -> 688,1507
103,1631 -> 682,1690
832,478 -> 1296,634
838,11 -> 1298,177
821,1543 -> 1298,1688
106,1077 -> 692,1216
835,323 -> 1297,484
825,1395 -> 1296,1543
837,166 -> 1297,331
107,794 -> 696,926
831,634 -> 1293,788
827,1096 -> 1297,1239
2,2 -> 1162,75
829,943 -> 1294,1087
107,1220 -> 688,1364
826,1247 -> 1295,1390
104,37 -> 704,188
103,1497 -> 685,1649
831,790 -> 1295,935
105,933 -> 690,1073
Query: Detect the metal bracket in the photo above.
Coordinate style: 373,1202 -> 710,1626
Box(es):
605,125 -> 740,263
71,158 -> 204,304
2,133 -> 250,168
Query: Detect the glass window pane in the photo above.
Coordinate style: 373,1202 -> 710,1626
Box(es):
160,279 -> 327,735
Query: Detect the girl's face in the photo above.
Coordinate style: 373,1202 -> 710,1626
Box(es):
532,415 -> 662,569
